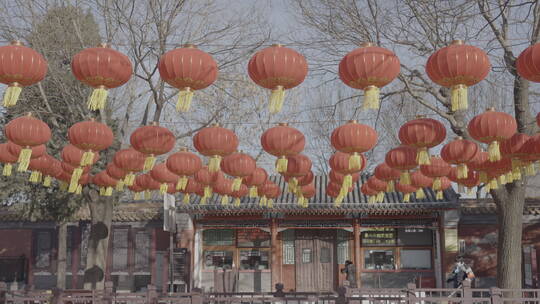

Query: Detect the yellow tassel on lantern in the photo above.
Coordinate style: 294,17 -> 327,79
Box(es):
2,84 -> 22,107
432,177 -> 442,191
75,184 -> 82,195
479,171 -> 488,183
376,192 -> 385,203
403,193 -> 411,202
232,178 -> 242,191
267,199 -> 274,208
43,175 -> 51,187
204,186 -> 212,198
276,156 -> 288,173
143,155 -> 156,171
526,162 -> 537,176
505,172 -> 514,184
176,176 -> 188,190
417,147 -> 431,165
183,194 -> 191,204
334,194 -> 344,207
68,182 -> 79,193
87,86 -> 109,111
416,188 -> 426,199
489,178 -> 499,190
134,192 -> 141,200
386,180 -> 395,192
59,181 -> 68,191
233,197 -> 241,207
485,183 -> 491,193
400,171 -> 411,185
105,187 -> 113,196
287,178 -> 298,193
457,164 -> 468,179
69,168 -> 84,192
458,184 -> 464,194
269,85 -> 285,114
17,148 -> 33,172
176,88 -> 194,112
436,190 -> 443,200
466,187 -> 474,195
116,180 -> 125,192
499,174 -> 507,185
512,165 -> 522,181
343,174 -> 353,189
124,173 -> 136,186
488,141 -> 501,162
249,186 -> 258,198
259,196 -> 268,207
81,151 -> 95,166
348,153 -> 363,170
221,195 -> 230,205
368,196 -> 375,204
144,190 -> 152,200
29,171 -> 42,183
160,183 -> 168,195
208,155 -> 221,172
363,85 -> 380,109
2,163 -> 12,176
451,84 -> 468,111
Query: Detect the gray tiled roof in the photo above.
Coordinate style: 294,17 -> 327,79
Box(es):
176,174 -> 458,215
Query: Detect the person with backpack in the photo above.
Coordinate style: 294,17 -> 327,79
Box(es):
447,256 -> 475,288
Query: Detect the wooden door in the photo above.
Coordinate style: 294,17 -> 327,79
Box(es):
294,230 -> 336,292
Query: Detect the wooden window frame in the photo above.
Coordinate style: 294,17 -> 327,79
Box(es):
361,246 -> 434,273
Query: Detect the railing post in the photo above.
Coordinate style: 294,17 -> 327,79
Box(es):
461,280 -> 473,304
147,284 -> 158,304
406,283 -> 417,304
336,286 -> 349,304
0,282 -> 7,304
191,288 -> 203,304
489,287 -> 502,304
103,281 -> 114,304
51,287 -> 63,304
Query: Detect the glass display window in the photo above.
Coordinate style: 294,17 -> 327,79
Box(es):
203,250 -> 234,270
239,249 -> 269,270
364,249 -> 396,270
400,249 -> 432,269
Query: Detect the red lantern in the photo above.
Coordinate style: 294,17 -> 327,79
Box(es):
93,171 -> 118,196
500,133 -> 530,180
229,184 -> 248,207
166,149 -> 202,191
398,117 -> 446,165
410,170 -> 433,200
0,41 -> 47,107
395,182 -> 418,202
150,163 -> 179,195
193,124 -> 238,172
68,119 -> 114,166
61,144 -> 100,191
441,137 -> 478,179
158,45 -> 218,112
194,167 -> 224,199
426,40 -> 491,111
41,157 -> 62,187
28,154 -> 51,183
385,146 -> 417,185
179,178 -> 203,204
71,44 -> 132,110
468,108 -> 517,162
213,177 -> 234,205
366,176 -> 387,203
221,152 -> 256,191
360,183 -> 378,201
243,167 -> 268,197
516,43 -> 540,82
261,123 -> 305,173
329,170 -> 360,185
433,177 -> 452,200
467,151 -> 490,183
0,143 -> 18,176
248,44 -> 308,113
5,113 -> 51,171
331,120 -> 378,170
106,163 -> 127,180
113,148 -> 145,186
297,182 -> 315,208
259,181 -> 281,208
130,122 -> 175,171
329,151 -> 366,175
284,154 -> 312,177
420,156 -> 451,193
339,43 -> 400,109
374,163 -> 401,192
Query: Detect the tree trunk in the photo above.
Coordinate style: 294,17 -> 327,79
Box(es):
83,190 -> 114,290
493,182 -> 526,288
56,222 -> 67,289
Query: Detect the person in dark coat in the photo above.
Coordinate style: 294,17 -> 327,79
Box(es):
447,256 -> 474,288
341,260 -> 357,288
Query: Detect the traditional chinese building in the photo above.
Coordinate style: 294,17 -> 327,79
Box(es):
0,175 -> 539,292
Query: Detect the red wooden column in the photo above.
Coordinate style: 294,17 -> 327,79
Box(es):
352,218 -> 361,286
270,219 -> 281,289
71,225 -> 81,288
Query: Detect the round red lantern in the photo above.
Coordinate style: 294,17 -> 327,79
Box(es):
385,146 -> 417,185
374,163 -> 401,192
221,152 -> 256,191
61,144 -> 100,190
68,119 -> 114,165
93,171 -> 118,196
339,42 -> 400,109
468,108 -> 517,162
467,151 -> 490,183
0,41 -> 47,107
179,178 -> 202,204
166,149 -> 202,191
426,40 -> 491,111
433,177 -> 452,200
441,137 -> 478,179
158,45 -> 218,112
150,163 -> 179,194
329,170 -> 360,185
130,122 -> 175,171
398,117 -> 446,165
41,157 -> 62,187
71,44 -> 132,110
261,123 -> 305,173
329,151 -> 366,194
193,124 -> 238,172
194,167 -> 224,199
395,182 -> 418,203
516,43 -> 540,82
28,154 -> 51,183
113,148 -> 145,186
248,44 -> 308,113
231,184 -> 249,207
360,183 -> 378,204
331,120 -> 378,170
0,143 -> 18,176
500,133 -> 530,180
410,170 -> 433,200
213,177 -> 234,205
243,167 -> 268,197
420,156 -> 451,192
297,182 -> 315,208
106,163 -> 127,180
366,176 -> 387,203
259,181 -> 281,208
5,113 -> 51,171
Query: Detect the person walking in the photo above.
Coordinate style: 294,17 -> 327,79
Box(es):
341,260 -> 357,288
447,256 -> 475,288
